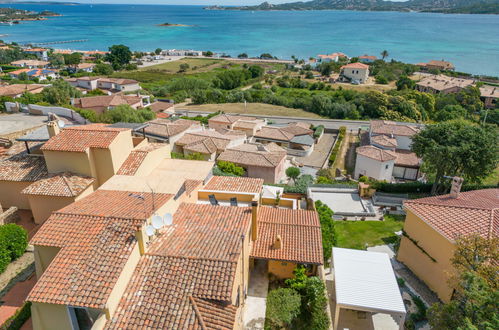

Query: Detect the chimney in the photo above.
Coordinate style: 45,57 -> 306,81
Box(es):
251,200 -> 259,241
273,235 -> 282,250
450,176 -> 464,199
46,121 -> 60,138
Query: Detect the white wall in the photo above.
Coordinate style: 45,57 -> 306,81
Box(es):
342,68 -> 369,83
354,154 -> 394,181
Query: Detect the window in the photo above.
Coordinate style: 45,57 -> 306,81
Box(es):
68,307 -> 99,330
385,164 -> 389,169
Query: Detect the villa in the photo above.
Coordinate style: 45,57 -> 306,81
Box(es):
316,52 -> 348,63
354,120 -> 422,181
479,85 -> 499,108
67,77 -> 140,93
0,121 -> 323,330
252,122 -> 315,157
397,185 -> 498,302
417,60 -> 455,71
10,59 -> 50,69
22,48 -> 49,61
208,113 -> 266,136
69,63 -> 96,73
339,62 -> 369,84
143,118 -> 203,144
9,68 -> 58,81
358,55 -> 377,63
415,74 -> 474,94
71,94 -> 150,114
0,84 -> 46,98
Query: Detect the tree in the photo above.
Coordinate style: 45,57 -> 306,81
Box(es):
49,53 -> 65,68
427,234 -> 498,329
319,62 -> 333,76
63,52 -> 82,67
411,120 -> 498,194
396,75 -> 415,90
93,63 -> 114,75
41,80 -> 82,105
17,72 -> 29,81
178,63 -> 190,73
248,65 -> 264,78
102,104 -> 155,123
381,50 -> 389,60
260,53 -> 273,59
106,44 -> 132,70
265,288 -> 301,329
154,48 -> 162,55
237,53 -> 248,58
217,161 -> 245,176
203,50 -> 213,57
286,166 -> 301,183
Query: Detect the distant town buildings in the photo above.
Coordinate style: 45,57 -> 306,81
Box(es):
358,54 -> 377,63
9,68 -> 58,81
71,94 -> 150,114
10,59 -> 50,69
66,77 -> 141,94
316,52 -> 348,63
0,84 -> 46,98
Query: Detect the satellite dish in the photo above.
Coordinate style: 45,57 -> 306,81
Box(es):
152,215 -> 164,230
145,225 -> 155,237
163,213 -> 173,226
57,120 -> 65,128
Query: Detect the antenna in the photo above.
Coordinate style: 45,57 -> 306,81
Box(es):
152,215 -> 164,230
145,225 -> 155,237
163,213 -> 173,226
57,120 -> 65,128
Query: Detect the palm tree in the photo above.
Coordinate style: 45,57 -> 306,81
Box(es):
381,50 -> 389,60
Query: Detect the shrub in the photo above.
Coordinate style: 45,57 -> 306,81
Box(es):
265,288 -> 301,329
286,166 -> 301,183
358,175 -> 368,183
284,174 -> 313,194
171,152 -> 185,159
302,277 -> 330,330
212,166 -> 238,177
1,301 -> 32,330
315,200 -> 336,262
216,161 -> 245,176
0,224 -> 28,260
329,126 -> 346,166
0,240 -> 10,274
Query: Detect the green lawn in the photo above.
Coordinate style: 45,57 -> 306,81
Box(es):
335,215 -> 405,250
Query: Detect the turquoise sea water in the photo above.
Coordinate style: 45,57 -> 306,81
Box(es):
1,4 -> 499,75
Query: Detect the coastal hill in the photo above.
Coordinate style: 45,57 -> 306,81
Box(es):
205,0 -> 499,14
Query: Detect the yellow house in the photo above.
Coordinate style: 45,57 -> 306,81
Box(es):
397,188 -> 498,302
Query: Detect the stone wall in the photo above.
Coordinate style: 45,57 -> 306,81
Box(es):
0,207 -> 20,225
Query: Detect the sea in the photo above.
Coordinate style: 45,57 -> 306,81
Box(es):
1,3 -> 499,76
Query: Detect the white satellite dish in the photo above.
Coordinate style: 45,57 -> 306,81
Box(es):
152,215 -> 164,230
145,225 -> 155,237
57,120 -> 65,128
163,213 -> 173,226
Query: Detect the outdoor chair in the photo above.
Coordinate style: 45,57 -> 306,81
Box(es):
230,197 -> 238,207
208,194 -> 219,206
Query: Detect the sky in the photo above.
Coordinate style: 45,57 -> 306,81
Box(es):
20,0 -> 407,5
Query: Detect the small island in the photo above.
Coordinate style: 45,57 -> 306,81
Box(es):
0,8 -> 61,24
157,22 -> 193,27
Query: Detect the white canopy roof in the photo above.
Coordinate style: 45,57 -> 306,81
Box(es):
332,247 -> 406,315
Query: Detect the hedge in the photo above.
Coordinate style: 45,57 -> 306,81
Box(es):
328,126 -> 346,166
265,288 -> 302,329
0,301 -> 31,330
313,125 -> 324,139
372,181 -> 498,194
0,224 -> 28,261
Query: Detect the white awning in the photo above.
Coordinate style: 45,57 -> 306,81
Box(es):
332,247 -> 406,315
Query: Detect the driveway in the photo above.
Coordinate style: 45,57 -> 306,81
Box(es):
295,133 -> 337,169
243,260 -> 269,329
0,113 -> 47,137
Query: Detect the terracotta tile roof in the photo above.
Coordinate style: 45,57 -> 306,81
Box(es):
394,149 -> 420,168
105,255 -> 238,329
479,85 -> 499,99
371,135 -> 397,148
404,189 -> 499,242
144,118 -> 200,139
41,124 -> 128,152
21,172 -> 94,197
341,62 -> 370,70
254,126 -> 295,141
0,154 -> 47,182
147,203 -> 251,262
117,143 -> 166,176
427,60 -> 455,70
218,143 -> 286,168
28,190 -> 172,308
251,207 -> 323,264
11,60 -> 49,67
370,120 -> 420,137
184,138 -> 218,154
75,63 -> 96,70
356,145 -> 397,162
359,55 -> 377,60
184,179 -> 203,195
176,131 -> 242,154
208,113 -> 257,124
148,101 -> 174,113
97,78 -> 138,85
416,74 -> 473,92
72,94 -> 142,111
204,176 -> 263,194
0,84 -> 46,97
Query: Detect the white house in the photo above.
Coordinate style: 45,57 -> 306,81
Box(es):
316,52 -> 348,63
355,121 -> 422,181
23,48 -> 49,61
161,49 -> 203,57
10,60 -> 50,69
97,78 -> 141,92
339,62 -> 369,84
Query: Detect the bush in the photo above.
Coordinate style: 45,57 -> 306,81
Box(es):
313,125 -> 324,139
0,224 -> 28,261
212,166 -> 238,177
0,240 -> 10,274
286,166 -> 301,183
329,126 -> 346,166
216,161 -> 245,176
265,288 -> 301,329
284,174 -> 313,194
315,200 -> 336,262
1,301 -> 32,330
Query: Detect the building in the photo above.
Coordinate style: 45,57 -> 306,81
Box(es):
397,188 -> 498,302
208,114 -> 266,136
13,123 -> 323,329
174,129 -> 246,161
479,85 -> 499,109
418,60 -> 455,71
10,60 -> 50,69
71,94 -> 150,114
317,52 -> 348,63
339,62 -> 369,84
354,120 -> 421,181
253,122 -> 315,157
143,118 -> 203,144
23,48 -> 48,61
9,68 -> 58,81
358,55 -> 377,63
415,74 -> 474,94
161,49 -> 203,56
218,143 -> 287,184
70,63 -> 96,73
67,77 -> 140,93
148,100 -> 175,114
0,84 -> 46,98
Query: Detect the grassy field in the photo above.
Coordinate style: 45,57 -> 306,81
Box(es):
138,58 -> 226,74
180,102 -> 325,119
335,215 -> 405,250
